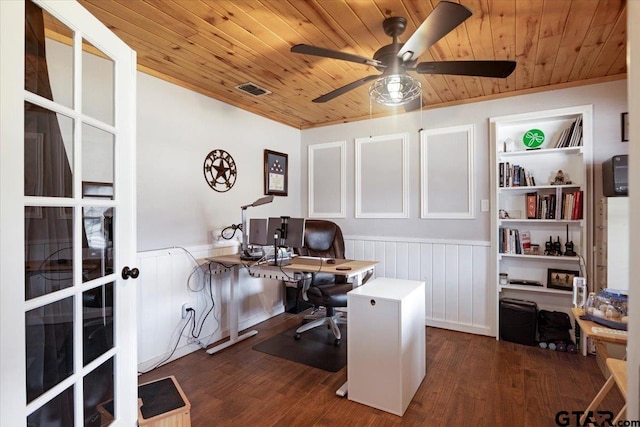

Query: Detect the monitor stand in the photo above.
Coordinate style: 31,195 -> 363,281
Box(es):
240,247 -> 263,261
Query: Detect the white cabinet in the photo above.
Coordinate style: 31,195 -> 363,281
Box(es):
347,278 -> 425,416
490,105 -> 593,338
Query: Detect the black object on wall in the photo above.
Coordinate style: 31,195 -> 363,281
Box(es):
602,155 -> 628,197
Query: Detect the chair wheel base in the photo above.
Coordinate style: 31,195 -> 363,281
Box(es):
294,333 -> 301,340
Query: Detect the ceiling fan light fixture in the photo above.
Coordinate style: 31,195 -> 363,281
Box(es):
369,74 -> 421,106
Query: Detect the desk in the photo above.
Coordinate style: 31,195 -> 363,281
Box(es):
204,255 -> 377,355
571,308 -> 627,360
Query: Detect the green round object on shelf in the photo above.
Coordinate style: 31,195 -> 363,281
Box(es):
523,129 -> 545,148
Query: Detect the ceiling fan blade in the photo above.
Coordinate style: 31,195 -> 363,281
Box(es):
291,44 -> 382,67
397,1 -> 472,62
415,60 -> 517,78
312,75 -> 380,103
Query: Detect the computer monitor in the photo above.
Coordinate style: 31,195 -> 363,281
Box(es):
248,218 -> 268,246
266,217 -> 306,248
283,218 -> 305,249
267,217 -> 282,246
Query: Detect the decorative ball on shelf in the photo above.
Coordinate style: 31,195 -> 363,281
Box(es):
203,149 -> 237,192
523,128 -> 545,148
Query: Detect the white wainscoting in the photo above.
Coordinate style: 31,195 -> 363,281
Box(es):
136,237 -> 493,370
136,244 -> 284,371
344,235 -> 493,336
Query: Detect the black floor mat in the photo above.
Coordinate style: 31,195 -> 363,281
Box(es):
252,322 -> 346,372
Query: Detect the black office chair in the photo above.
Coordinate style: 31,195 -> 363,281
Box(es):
293,220 -> 352,346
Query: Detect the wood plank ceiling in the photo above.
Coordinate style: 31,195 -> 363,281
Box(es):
69,0 -> 626,129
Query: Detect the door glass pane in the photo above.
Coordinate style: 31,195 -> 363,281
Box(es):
83,207 -> 114,282
25,102 -> 74,198
25,206 -> 74,300
25,296 -> 74,403
82,39 -> 114,125
84,357 -> 114,427
83,282 -> 114,366
82,123 -> 114,191
26,385 -> 74,427
25,0 -> 74,108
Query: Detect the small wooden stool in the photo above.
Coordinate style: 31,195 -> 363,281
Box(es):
580,358 -> 627,425
138,375 -> 191,427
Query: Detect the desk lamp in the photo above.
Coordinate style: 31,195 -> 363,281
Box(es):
240,195 -> 273,260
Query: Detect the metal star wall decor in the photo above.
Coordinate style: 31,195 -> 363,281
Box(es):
203,149 -> 237,192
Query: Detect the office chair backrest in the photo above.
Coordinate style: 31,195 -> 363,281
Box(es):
297,220 -> 345,259
295,220 -> 346,287
299,219 -> 344,259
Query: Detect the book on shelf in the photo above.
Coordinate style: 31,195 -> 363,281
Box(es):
537,194 -> 557,219
526,192 -> 537,219
572,190 -> 583,219
499,227 -> 527,254
498,162 -> 535,188
524,190 -> 567,220
568,115 -> 583,147
553,128 -> 569,148
554,116 -> 583,148
520,230 -> 531,254
560,190 -> 583,220
554,187 -> 563,219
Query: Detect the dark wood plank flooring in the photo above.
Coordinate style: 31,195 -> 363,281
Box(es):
138,312 -> 624,426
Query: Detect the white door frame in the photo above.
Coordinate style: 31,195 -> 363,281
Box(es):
0,0 -> 138,424
627,0 -> 639,420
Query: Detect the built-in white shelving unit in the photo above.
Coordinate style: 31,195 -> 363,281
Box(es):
490,105 -> 593,339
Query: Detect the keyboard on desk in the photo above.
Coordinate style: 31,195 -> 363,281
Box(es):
591,326 -> 628,337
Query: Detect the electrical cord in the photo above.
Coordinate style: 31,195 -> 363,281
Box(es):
577,252 -> 587,282
138,309 -> 194,374
221,223 -> 242,240
191,263 -> 218,339
306,248 -> 326,275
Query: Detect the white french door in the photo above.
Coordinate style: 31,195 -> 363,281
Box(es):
1,0 -> 138,425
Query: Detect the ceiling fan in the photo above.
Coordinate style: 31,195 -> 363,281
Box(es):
291,1 -> 516,108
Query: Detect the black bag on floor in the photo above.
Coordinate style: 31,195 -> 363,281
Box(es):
538,310 -> 572,342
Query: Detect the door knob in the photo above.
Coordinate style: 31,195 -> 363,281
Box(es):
121,266 -> 139,280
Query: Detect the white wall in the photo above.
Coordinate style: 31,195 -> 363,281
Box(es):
136,73 -> 302,251
300,80 -> 628,243
134,74 -> 303,367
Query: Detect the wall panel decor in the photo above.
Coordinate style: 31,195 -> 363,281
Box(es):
308,141 -> 346,218
355,133 -> 409,218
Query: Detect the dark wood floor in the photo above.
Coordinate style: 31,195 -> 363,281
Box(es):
139,312 -> 624,427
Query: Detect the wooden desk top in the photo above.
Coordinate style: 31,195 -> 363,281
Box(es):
606,358 -> 627,398
572,308 -> 628,345
206,254 -> 377,277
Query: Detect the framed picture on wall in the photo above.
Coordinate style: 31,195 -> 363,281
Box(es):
621,112 -> 629,142
264,149 -> 288,196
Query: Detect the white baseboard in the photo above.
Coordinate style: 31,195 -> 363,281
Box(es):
426,318 -> 494,337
